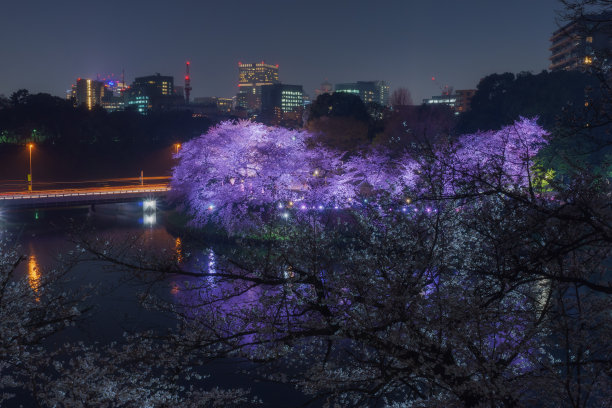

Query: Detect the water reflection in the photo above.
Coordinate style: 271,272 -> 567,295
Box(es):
175,237 -> 184,263
28,250 -> 41,300
142,199 -> 157,226
170,247 -> 219,298
143,213 -> 157,225
207,249 -> 216,275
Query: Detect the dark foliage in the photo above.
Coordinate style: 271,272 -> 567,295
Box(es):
458,70 -> 599,134
0,91 -> 213,156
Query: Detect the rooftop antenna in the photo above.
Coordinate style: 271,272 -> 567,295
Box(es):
185,61 -> 192,105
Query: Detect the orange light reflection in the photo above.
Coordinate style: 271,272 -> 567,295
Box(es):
174,237 -> 184,263
28,253 -> 41,301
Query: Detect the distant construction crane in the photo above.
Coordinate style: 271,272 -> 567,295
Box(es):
185,61 -> 192,104
431,76 -> 453,96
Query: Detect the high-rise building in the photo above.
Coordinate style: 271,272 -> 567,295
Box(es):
236,61 -> 280,111
131,73 -> 174,96
74,78 -> 106,110
549,12 -> 612,71
125,73 -> 175,114
261,84 -> 304,125
335,81 -> 389,106
374,81 -> 390,107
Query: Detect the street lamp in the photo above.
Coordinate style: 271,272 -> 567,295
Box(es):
27,143 -> 34,191
174,143 -> 181,155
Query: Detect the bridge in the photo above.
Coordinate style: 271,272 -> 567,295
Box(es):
0,184 -> 170,209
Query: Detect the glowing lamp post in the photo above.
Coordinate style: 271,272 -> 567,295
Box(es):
27,143 -> 34,191
174,143 -> 181,155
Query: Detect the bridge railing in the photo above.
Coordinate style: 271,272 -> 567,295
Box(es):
0,184 -> 170,201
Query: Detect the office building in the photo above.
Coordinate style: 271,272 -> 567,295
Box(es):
423,94 -> 457,109
335,81 -> 390,106
193,96 -> 234,113
236,61 -> 280,111
549,12 -> 612,71
423,89 -> 476,115
125,73 -> 175,114
74,78 -> 106,110
455,89 -> 476,113
261,84 -> 304,125
131,73 -> 173,97
217,97 -> 234,112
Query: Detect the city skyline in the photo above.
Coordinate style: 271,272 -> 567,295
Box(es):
1,0 -> 560,102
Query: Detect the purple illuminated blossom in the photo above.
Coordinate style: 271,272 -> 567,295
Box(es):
171,118 -> 549,231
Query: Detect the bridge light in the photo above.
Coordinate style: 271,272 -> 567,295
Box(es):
143,200 -> 156,210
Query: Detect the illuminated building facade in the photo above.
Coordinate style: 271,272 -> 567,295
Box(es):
236,62 -> 280,111
126,73 -> 174,114
335,81 -> 389,106
217,97 -> 234,112
423,94 -> 457,109
423,89 -> 476,115
74,78 -> 105,110
131,73 -> 173,96
261,84 -> 304,125
193,96 -> 234,113
549,12 -> 612,71
126,95 -> 151,114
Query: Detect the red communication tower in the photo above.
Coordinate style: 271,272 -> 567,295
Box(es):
185,61 -> 192,104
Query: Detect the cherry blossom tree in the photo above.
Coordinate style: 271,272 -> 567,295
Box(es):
0,235 -> 84,405
152,110 -> 612,407
0,233 -> 256,407
171,118 -> 549,234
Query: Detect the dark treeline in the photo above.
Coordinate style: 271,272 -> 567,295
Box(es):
306,69 -> 610,174
0,90 -> 213,155
458,70 -> 610,174
1,68 -> 609,180
0,91 -> 216,181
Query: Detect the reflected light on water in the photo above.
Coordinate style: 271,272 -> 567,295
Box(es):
174,237 -> 184,263
143,213 -> 157,225
28,253 -> 41,300
208,249 -> 216,275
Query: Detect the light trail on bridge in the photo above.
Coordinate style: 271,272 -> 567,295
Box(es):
0,184 -> 170,208
0,176 -> 171,193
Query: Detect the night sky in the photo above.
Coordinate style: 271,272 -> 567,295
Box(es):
0,0 -> 561,103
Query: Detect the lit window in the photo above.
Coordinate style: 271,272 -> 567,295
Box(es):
586,36 -> 593,43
